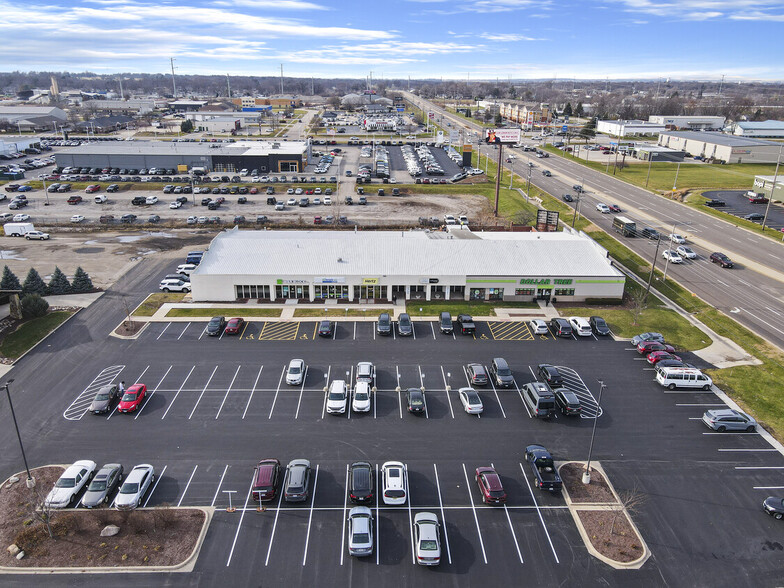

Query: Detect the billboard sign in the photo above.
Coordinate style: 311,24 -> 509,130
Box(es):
536,209 -> 560,232
485,128 -> 522,144
428,111 -> 435,119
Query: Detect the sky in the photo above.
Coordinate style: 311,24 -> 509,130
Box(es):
1,0 -> 783,81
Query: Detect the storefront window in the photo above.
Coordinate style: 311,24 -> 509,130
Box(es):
554,288 -> 575,296
235,285 -> 271,299
469,288 -> 485,300
488,288 -> 504,300
275,285 -> 309,299
515,288 -> 535,296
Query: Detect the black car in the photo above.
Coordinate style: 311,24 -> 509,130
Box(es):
439,311 -> 453,334
377,313 -> 392,336
710,252 -> 733,268
206,316 -> 226,336
640,227 -> 660,240
704,199 -> 726,207
131,196 -> 146,205
349,461 -> 374,504
488,357 -> 514,388
120,214 -> 137,223
549,318 -> 573,338
554,388 -> 581,416
589,316 -> 611,336
238,196 -> 247,204
397,313 -> 413,336
80,463 -> 124,508
318,320 -> 333,337
106,184 -> 119,193
763,496 -> 784,520
562,194 -> 574,202
744,212 -> 764,221
406,388 -> 425,414
538,363 -> 564,389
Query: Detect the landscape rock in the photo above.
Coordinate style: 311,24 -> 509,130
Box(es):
100,525 -> 120,537
9,476 -> 19,484
7,544 -> 19,556
16,551 -> 24,560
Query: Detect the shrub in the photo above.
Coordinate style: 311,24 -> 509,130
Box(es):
47,267 -> 72,295
20,293 -> 49,319
0,265 -> 21,291
71,267 -> 94,293
22,268 -> 46,296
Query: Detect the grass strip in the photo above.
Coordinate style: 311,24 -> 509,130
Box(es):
165,307 -> 281,318
0,311 -> 73,359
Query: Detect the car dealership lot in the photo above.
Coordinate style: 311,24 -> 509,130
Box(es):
4,277 -> 784,587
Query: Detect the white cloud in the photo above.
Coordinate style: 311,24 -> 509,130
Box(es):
609,0 -> 783,20
410,0 -> 546,12
479,33 -> 542,42
213,0 -> 329,10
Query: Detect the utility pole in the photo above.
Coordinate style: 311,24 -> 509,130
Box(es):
761,145 -> 782,231
280,64 -> 284,95
170,57 -> 177,98
226,74 -> 231,99
718,74 -> 725,95
118,76 -> 125,101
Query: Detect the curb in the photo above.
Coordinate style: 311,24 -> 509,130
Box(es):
10,308 -> 82,366
109,319 -> 150,340
558,461 -> 651,570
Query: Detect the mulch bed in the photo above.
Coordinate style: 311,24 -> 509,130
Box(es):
0,466 -> 205,569
114,320 -> 146,337
560,463 -> 617,503
577,510 -> 644,563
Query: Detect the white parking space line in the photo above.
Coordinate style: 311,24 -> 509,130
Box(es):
156,322 -> 171,340
519,462 -> 559,563
135,365 -> 172,419
242,365 -> 264,420
211,464 -> 229,507
396,365 -> 402,419
177,323 -> 190,340
188,366 -> 218,420
226,474 -> 256,567
302,464 -> 320,566
295,366 -> 309,419
513,379 -> 532,418
264,476 -> 287,566
198,324 -> 208,340
373,372 -> 377,419
347,365 -> 354,420
219,327 -> 226,340
63,364 -> 125,421
158,366 -> 195,419
107,365 -> 149,420
440,366 -> 455,418
461,464 -> 487,564
718,448 -> 778,452
268,365 -> 287,419
430,322 -> 436,340
492,462 -> 523,564
376,463 -> 381,565
433,464 -> 452,565
321,366 -> 331,420
177,465 -> 198,507
353,321 -> 356,340
418,365 -> 429,419
373,323 -> 376,340
216,366 -> 242,419
405,463 -> 415,565
754,486 -> 784,489
735,466 -> 784,469
485,369 -> 506,418
412,324 -> 416,340
340,464 -> 349,566
332,324 -> 336,340
143,465 -> 167,507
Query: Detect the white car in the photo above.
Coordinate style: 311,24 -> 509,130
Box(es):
595,203 -> 611,213
381,461 -> 407,505
260,176 -> 270,182
662,250 -> 683,264
414,512 -> 441,565
459,215 -> 469,225
352,381 -> 371,413
668,233 -> 686,244
250,176 -> 260,183
12,213 -> 30,222
529,319 -> 549,335
569,316 -> 593,337
356,362 -> 373,383
313,198 -> 321,205
145,195 -> 158,205
326,379 -> 347,414
25,230 -> 50,240
287,188 -> 295,195
444,214 -> 456,225
676,245 -> 697,259
295,188 -> 304,195
286,358 -> 305,386
45,460 -> 97,509
347,506 -> 374,557
324,196 -> 332,205
287,198 -> 297,206
70,214 -> 85,223
159,278 -> 190,293
176,263 -> 198,275
169,200 -> 182,209
458,387 -> 483,414
115,464 -> 154,510
239,169 -> 249,176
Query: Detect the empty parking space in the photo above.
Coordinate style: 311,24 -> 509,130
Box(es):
487,321 -> 534,341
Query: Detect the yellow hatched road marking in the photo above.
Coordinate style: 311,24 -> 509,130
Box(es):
259,321 -> 300,340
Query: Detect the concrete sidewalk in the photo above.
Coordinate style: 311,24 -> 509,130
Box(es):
0,292 -> 104,318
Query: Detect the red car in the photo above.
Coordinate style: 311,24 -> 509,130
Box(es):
637,341 -> 675,355
67,195 -> 83,204
475,466 -> 507,504
647,351 -> 682,365
85,185 -> 101,193
118,384 -> 146,413
608,204 -> 622,213
249,187 -> 258,194
305,188 -> 314,195
224,317 -> 245,335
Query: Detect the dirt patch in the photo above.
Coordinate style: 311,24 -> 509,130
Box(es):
114,320 -> 146,337
560,463 -> 616,503
576,510 -> 644,563
0,466 -> 206,569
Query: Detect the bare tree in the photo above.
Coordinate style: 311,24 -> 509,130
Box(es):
627,283 -> 648,326
29,485 -> 57,539
611,486 -> 647,535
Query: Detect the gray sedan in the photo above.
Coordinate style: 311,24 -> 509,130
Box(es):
89,384 -> 120,415
81,463 -> 124,508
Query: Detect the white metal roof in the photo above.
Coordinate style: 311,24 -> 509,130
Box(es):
194,229 -> 623,279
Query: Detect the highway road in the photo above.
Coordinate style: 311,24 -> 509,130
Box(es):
403,92 -> 784,350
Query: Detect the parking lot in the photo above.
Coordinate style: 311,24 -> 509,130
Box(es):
701,189 -> 784,231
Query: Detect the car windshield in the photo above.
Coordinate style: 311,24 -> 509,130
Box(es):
289,366 -> 301,374
94,393 -> 110,401
88,480 -> 107,491
420,539 -> 438,551
496,367 -> 511,376
683,247 -> 694,253
55,477 -> 76,488
467,392 -> 480,403
353,532 -> 370,543
409,396 -> 423,406
120,482 -> 139,494
122,392 -> 136,402
329,391 -> 345,400
355,392 -> 369,401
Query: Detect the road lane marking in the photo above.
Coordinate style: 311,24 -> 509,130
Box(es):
188,366 -> 218,420
226,473 -> 256,567
264,474 -> 287,566
156,322 -> 171,340
160,366 -> 195,420
242,365 -> 264,420
268,365 -> 287,419
143,465 -> 167,507
461,463 -> 487,564
440,366 -> 454,418
519,462 -> 559,563
340,464 -> 349,566
211,464 -> 229,507
216,365 -> 242,419
302,464 -> 320,566
433,464 -> 452,564
177,322 -> 190,340
295,366 -> 309,419
177,465 -> 198,507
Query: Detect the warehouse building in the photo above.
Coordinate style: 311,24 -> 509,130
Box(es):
597,120 -> 665,137
648,115 -> 725,131
752,175 -> 784,200
190,227 -> 625,303
657,131 -> 782,164
731,120 -> 784,138
633,145 -> 686,162
54,140 -> 311,173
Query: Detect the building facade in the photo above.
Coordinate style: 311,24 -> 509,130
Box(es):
658,131 -> 782,164
597,120 -> 666,137
732,120 -> 784,138
648,115 -> 725,131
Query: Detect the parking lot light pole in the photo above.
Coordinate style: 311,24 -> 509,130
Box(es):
3,380 -> 34,488
761,145 -> 781,232
662,220 -> 684,283
582,380 -> 606,485
672,161 -> 682,192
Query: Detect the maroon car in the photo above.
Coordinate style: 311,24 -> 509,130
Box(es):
637,341 -> 675,355
224,317 -> 245,335
475,467 -> 507,504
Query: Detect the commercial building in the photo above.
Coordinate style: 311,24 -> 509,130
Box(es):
648,115 -> 725,131
658,131 -> 782,164
752,175 -> 784,200
88,99 -> 164,114
0,105 -> 68,131
597,120 -> 666,137
633,145 -> 686,162
499,102 -> 552,130
54,140 -> 311,174
190,227 -> 625,303
731,120 -> 784,138
194,118 -> 242,133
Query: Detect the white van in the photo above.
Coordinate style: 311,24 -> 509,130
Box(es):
655,366 -> 712,390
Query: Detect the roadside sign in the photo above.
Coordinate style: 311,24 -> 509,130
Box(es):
428,112 -> 435,119
562,125 -> 568,133
485,128 -> 521,144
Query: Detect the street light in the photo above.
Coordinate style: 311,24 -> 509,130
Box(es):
672,161 -> 682,192
761,144 -> 782,232
582,379 -> 606,485
662,221 -> 690,282
2,380 -> 35,488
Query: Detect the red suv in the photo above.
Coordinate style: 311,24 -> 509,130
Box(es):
118,384 -> 146,413
252,459 -> 281,501
67,195 -> 83,205
475,466 -> 507,504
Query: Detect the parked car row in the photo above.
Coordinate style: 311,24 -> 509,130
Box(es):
44,460 -> 154,511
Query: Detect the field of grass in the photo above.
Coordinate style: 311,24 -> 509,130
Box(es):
405,300 -> 539,317
293,308 -> 392,317
0,311 -> 73,360
132,293 -> 186,316
165,307 -> 282,318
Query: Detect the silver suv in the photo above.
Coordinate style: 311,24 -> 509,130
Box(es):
284,459 -> 311,502
702,409 -> 757,432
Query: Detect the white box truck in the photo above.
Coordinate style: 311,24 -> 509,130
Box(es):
4,222 -> 35,237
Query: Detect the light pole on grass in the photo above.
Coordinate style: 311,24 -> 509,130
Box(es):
582,379 -> 606,485
3,380 -> 34,488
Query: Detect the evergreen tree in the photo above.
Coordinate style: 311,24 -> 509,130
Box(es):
181,119 -> 194,133
71,267 -> 94,293
20,294 -> 49,319
579,117 -> 597,141
0,266 -> 21,291
47,267 -> 72,295
22,268 -> 47,296
575,102 -> 584,117
563,102 -> 573,117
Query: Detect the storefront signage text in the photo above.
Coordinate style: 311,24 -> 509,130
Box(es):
519,278 -> 573,285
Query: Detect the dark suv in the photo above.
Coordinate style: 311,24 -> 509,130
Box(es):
439,311 -> 453,334
710,252 -> 733,268
554,388 -> 582,416
349,461 -> 374,504
489,358 -> 514,388
377,313 -> 392,336
549,318 -> 572,338
538,364 -> 564,390
466,363 -> 488,386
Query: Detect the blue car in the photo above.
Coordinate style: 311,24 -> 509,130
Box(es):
17,185 -> 32,192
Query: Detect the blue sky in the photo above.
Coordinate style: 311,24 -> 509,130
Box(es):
1,0 -> 783,80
